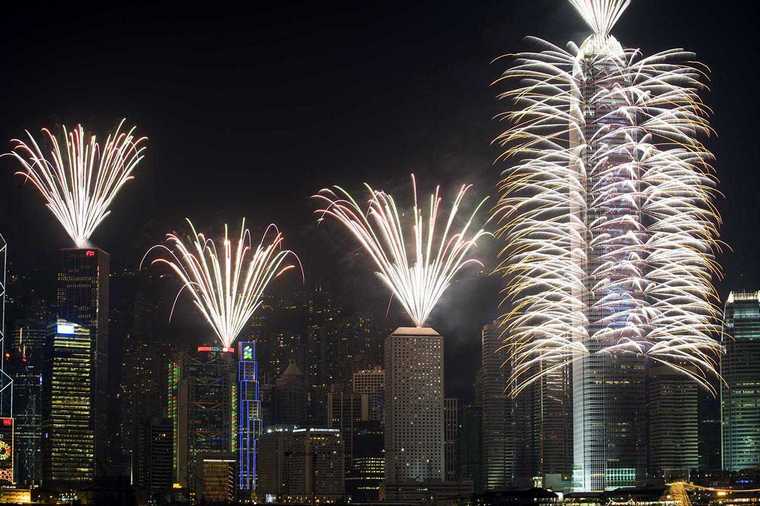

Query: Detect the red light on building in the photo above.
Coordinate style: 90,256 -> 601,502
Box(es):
197,346 -> 235,353
86,250 -> 96,257
1,419 -> 11,427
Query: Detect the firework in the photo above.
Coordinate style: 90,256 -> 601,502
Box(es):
7,120 -> 146,248
314,175 -> 489,328
143,219 -> 301,349
494,0 -> 722,395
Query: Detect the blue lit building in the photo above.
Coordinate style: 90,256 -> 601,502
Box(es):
237,341 -> 261,496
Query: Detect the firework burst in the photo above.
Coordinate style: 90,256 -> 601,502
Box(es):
494,0 -> 723,395
314,175 -> 490,328
7,120 -> 146,248
143,219 -> 301,349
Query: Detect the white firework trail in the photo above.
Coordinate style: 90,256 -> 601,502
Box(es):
314,175 -> 490,328
7,120 -> 146,248
494,0 -> 723,395
143,219 -> 301,349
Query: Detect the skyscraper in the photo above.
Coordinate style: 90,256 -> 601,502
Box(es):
496,0 -> 720,491
384,327 -> 444,486
57,247 -> 110,475
237,341 -> 262,496
480,323 -> 511,489
168,347 -> 236,489
0,236 -> 13,486
721,291 -> 760,472
42,319 -> 95,486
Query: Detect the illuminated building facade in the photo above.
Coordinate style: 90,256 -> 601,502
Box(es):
444,398 -> 460,482
721,291 -> 760,472
384,327 -> 444,485
0,236 -> 13,485
42,319 -> 95,485
237,341 -> 261,495
348,420 -> 383,502
167,346 -> 235,490
198,457 -> 235,503
258,425 -> 345,503
57,247 -> 109,475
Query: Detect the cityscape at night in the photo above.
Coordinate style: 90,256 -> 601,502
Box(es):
1,1 -> 760,505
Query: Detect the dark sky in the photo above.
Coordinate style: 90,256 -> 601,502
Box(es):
0,1 -> 758,399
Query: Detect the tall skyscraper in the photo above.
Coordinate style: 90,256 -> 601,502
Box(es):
0,236 -> 13,486
237,341 -> 262,496
721,291 -> 760,472
384,327 -> 444,485
497,0 -> 720,492
647,368 -> 698,480
42,319 -> 95,486
168,346 -> 235,489
13,368 -> 41,486
480,323 -> 511,489
57,247 -> 110,475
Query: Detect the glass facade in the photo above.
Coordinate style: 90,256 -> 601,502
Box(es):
42,319 -> 95,485
721,291 -> 760,471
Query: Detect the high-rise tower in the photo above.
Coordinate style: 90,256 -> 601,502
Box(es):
384,327 -> 444,486
42,319 -> 95,485
721,291 -> 760,472
57,247 -> 110,475
496,0 -> 721,492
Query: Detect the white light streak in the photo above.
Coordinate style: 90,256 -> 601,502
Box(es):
143,219 -> 301,349
314,175 -> 490,328
494,0 -> 723,395
7,120 -> 146,248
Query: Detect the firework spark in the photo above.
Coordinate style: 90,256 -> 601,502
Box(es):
494,0 -> 723,395
314,175 -> 489,328
7,120 -> 146,248
143,219 -> 301,349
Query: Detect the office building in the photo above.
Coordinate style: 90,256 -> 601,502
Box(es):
168,346 -> 235,489
237,341 -> 262,495
198,457 -> 235,503
480,323 -> 511,489
13,368 -> 42,486
384,327 -> 444,485
353,367 -> 384,422
56,247 -> 110,474
721,291 -> 760,471
348,420 -> 384,502
497,0 -> 720,492
134,417 -> 173,495
647,368 -> 698,480
42,319 -> 95,485
273,360 -> 306,426
258,425 -> 345,503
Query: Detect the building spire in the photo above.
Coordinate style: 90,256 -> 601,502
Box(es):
568,0 -> 630,38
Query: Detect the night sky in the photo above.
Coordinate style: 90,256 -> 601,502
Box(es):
0,1 -> 758,400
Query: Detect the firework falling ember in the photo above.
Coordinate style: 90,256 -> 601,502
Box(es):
7,120 -> 146,248
494,0 -> 723,395
314,175 -> 489,328
144,219 -> 301,349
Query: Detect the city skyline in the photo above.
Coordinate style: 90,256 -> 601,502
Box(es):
0,0 -> 759,503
